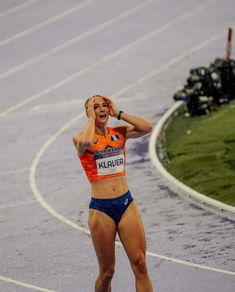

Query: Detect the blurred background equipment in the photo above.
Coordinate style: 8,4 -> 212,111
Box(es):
173,27 -> 235,116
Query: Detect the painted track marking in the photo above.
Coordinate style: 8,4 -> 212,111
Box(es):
0,0 -> 41,20
0,167 -> 29,176
0,275 -> 57,292
0,0 -> 97,48
30,113 -> 90,236
111,30 -> 227,98
0,0 -> 216,119
32,99 -> 84,111
0,200 -> 36,210
30,84 -> 179,112
0,0 -> 156,80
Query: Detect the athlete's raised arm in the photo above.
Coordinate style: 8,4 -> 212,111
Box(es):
73,98 -> 96,156
104,97 -> 153,139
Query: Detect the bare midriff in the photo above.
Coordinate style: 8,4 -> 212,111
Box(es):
90,175 -> 129,198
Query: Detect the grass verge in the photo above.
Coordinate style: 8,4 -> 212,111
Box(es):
165,101 -> 235,206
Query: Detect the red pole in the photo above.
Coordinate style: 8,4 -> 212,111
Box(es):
226,27 -> 233,61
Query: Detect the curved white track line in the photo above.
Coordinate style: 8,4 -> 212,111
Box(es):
29,108 -> 235,276
30,112 -> 90,236
149,101 -> 235,218
0,275 -> 56,292
0,0 -> 217,119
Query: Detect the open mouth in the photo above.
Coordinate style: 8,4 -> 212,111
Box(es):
99,113 -> 107,118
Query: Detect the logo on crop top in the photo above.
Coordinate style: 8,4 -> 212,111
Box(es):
94,146 -> 122,159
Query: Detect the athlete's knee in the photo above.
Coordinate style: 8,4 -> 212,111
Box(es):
99,266 -> 115,284
131,255 -> 148,276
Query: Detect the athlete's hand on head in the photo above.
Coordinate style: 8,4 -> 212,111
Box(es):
86,97 -> 96,119
104,97 -> 119,118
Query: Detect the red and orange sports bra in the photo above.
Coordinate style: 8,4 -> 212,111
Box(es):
79,127 -> 126,182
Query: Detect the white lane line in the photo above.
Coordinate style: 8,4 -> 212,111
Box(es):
29,32 -> 235,276
0,0 -> 96,48
146,251 -> 235,275
0,200 -> 36,209
0,275 -> 57,292
0,167 -> 29,175
0,0 -> 156,80
32,99 -> 84,111
0,0 -> 216,119
111,31 -> 227,98
0,0 -> 41,20
31,84 -> 178,112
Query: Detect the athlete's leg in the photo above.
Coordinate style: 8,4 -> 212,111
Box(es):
117,202 -> 153,292
88,209 -> 117,292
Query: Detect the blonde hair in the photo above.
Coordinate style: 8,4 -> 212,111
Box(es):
84,95 -> 106,109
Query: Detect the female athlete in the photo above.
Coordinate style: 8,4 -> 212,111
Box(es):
73,95 -> 153,292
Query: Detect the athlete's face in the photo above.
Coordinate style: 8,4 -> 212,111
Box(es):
93,96 -> 110,123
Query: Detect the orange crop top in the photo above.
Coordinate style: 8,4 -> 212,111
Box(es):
79,127 -> 126,182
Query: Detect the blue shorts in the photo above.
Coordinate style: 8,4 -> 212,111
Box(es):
89,191 -> 134,225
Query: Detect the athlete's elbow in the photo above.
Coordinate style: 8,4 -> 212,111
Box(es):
73,135 -> 79,148
139,122 -> 152,136
145,121 -> 153,134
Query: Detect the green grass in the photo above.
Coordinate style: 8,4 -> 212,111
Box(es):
165,101 -> 235,206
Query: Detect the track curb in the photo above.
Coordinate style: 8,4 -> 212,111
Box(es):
149,100 -> 235,220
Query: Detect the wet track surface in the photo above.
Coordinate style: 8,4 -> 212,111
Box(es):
0,0 -> 235,291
